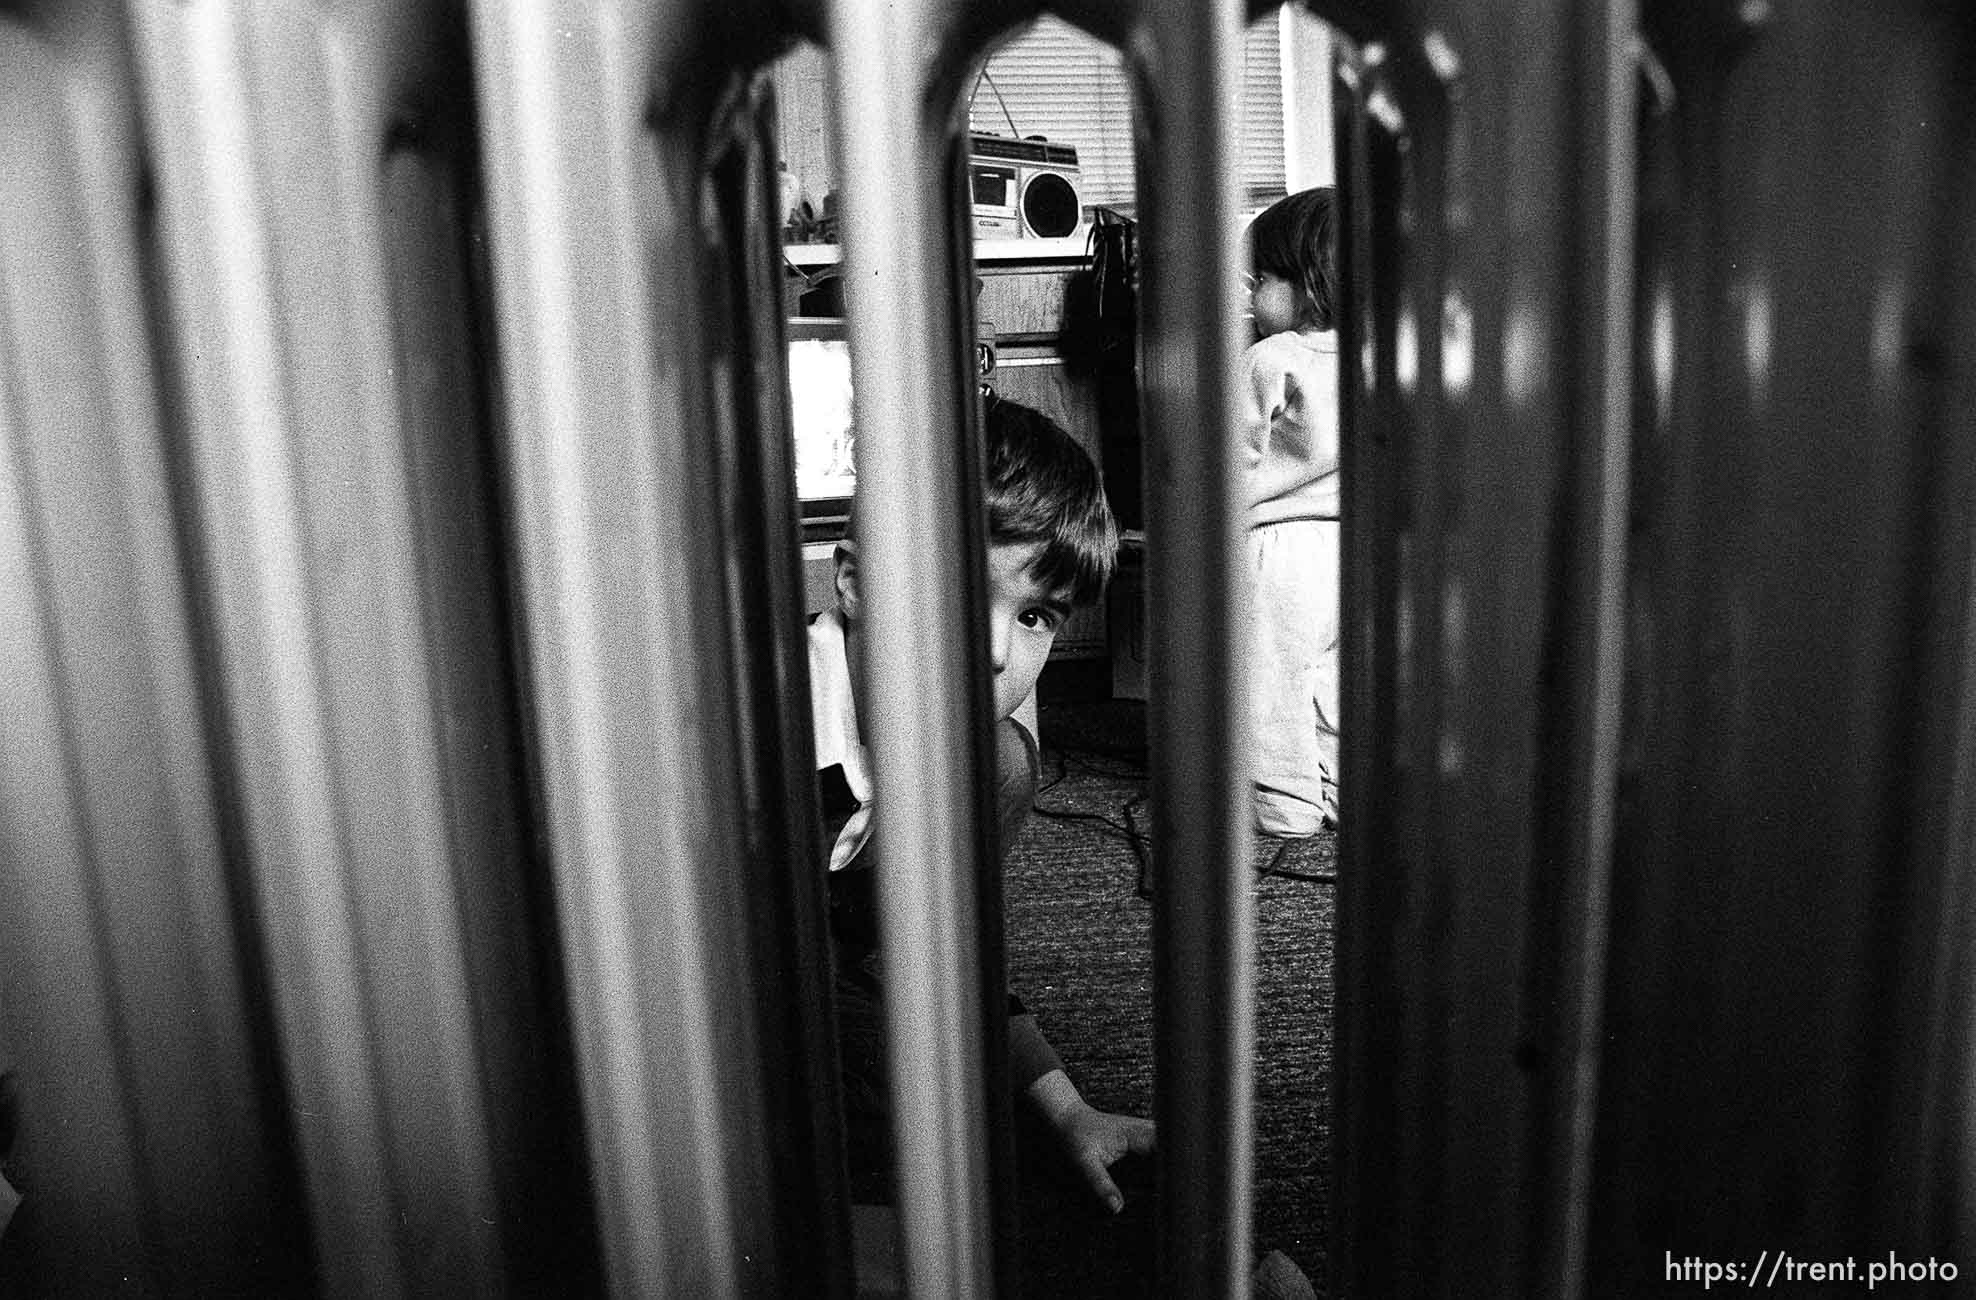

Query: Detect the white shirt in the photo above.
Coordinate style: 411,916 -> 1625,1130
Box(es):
808,606 -> 875,871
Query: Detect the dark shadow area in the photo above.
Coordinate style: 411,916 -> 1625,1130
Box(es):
1008,696 -> 1336,1296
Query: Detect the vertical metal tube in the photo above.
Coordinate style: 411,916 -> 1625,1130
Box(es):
1330,33 -> 1411,1294
0,7 -> 300,1292
0,18 -> 286,1291
1128,0 -> 1258,1292
702,76 -> 856,1300
1532,6 -> 1636,1296
1332,0 -> 1976,1293
1328,1 -> 1637,1294
824,0 -> 1000,1293
122,14 -> 409,1285
469,1 -> 803,1293
126,2 -> 524,1292
1909,83 -> 1976,1274
1589,0 -> 1976,1285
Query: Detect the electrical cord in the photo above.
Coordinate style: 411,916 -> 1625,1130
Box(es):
1033,752 -> 1153,847
1030,746 -> 1336,894
1030,750 -> 1155,896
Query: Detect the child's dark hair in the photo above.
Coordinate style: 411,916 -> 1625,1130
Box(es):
1249,186 -> 1338,331
984,396 -> 1117,607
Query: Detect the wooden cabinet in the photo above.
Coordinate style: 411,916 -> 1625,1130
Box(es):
975,265 -> 1079,339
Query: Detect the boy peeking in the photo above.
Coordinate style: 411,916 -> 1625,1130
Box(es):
807,396 -> 1155,1214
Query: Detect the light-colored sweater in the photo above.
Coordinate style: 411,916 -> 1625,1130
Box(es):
1240,328 -> 1340,527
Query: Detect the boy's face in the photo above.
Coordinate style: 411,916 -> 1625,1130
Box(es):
984,540 -> 1074,723
833,539 -> 1073,725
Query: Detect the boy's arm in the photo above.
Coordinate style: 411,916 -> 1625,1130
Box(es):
1023,1066 -> 1157,1215
1009,1009 -> 1063,1086
995,720 -> 1156,1211
1011,1002 -> 1155,1215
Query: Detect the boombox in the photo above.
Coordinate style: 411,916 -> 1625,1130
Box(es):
968,133 -> 1082,240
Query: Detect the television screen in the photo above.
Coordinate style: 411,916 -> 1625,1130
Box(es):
786,320 -> 856,510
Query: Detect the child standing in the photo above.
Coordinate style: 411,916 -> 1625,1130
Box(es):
808,396 -> 1154,1213
1241,187 -> 1342,837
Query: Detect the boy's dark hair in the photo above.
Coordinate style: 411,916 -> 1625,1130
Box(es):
1249,186 -> 1338,332
984,396 -> 1117,608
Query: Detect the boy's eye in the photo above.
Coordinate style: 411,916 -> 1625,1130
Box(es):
1019,607 -> 1061,632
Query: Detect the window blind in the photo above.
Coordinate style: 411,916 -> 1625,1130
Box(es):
965,12 -> 1290,215
964,19 -> 1138,210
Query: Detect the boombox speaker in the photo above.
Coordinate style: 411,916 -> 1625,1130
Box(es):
968,133 -> 1082,239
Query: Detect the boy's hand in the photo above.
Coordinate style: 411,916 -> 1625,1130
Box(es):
1025,1069 -> 1157,1214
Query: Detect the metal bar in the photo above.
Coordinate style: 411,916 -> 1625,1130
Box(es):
1588,1 -> 1976,1285
824,0 -> 1004,1293
703,73 -> 856,1300
1532,5 -> 1636,1296
1330,34 -> 1411,1294
126,2 -> 528,1292
1892,139 -> 1976,1272
1905,55 -> 1976,1270
1330,1 -> 1976,1294
0,8 -> 301,1292
1122,0 -> 1259,1292
468,1 -> 800,1293
1329,2 -> 1638,1294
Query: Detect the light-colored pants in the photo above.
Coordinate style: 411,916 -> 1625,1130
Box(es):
1250,519 -> 1340,836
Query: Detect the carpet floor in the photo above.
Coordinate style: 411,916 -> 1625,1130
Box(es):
1005,697 -> 1336,1297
